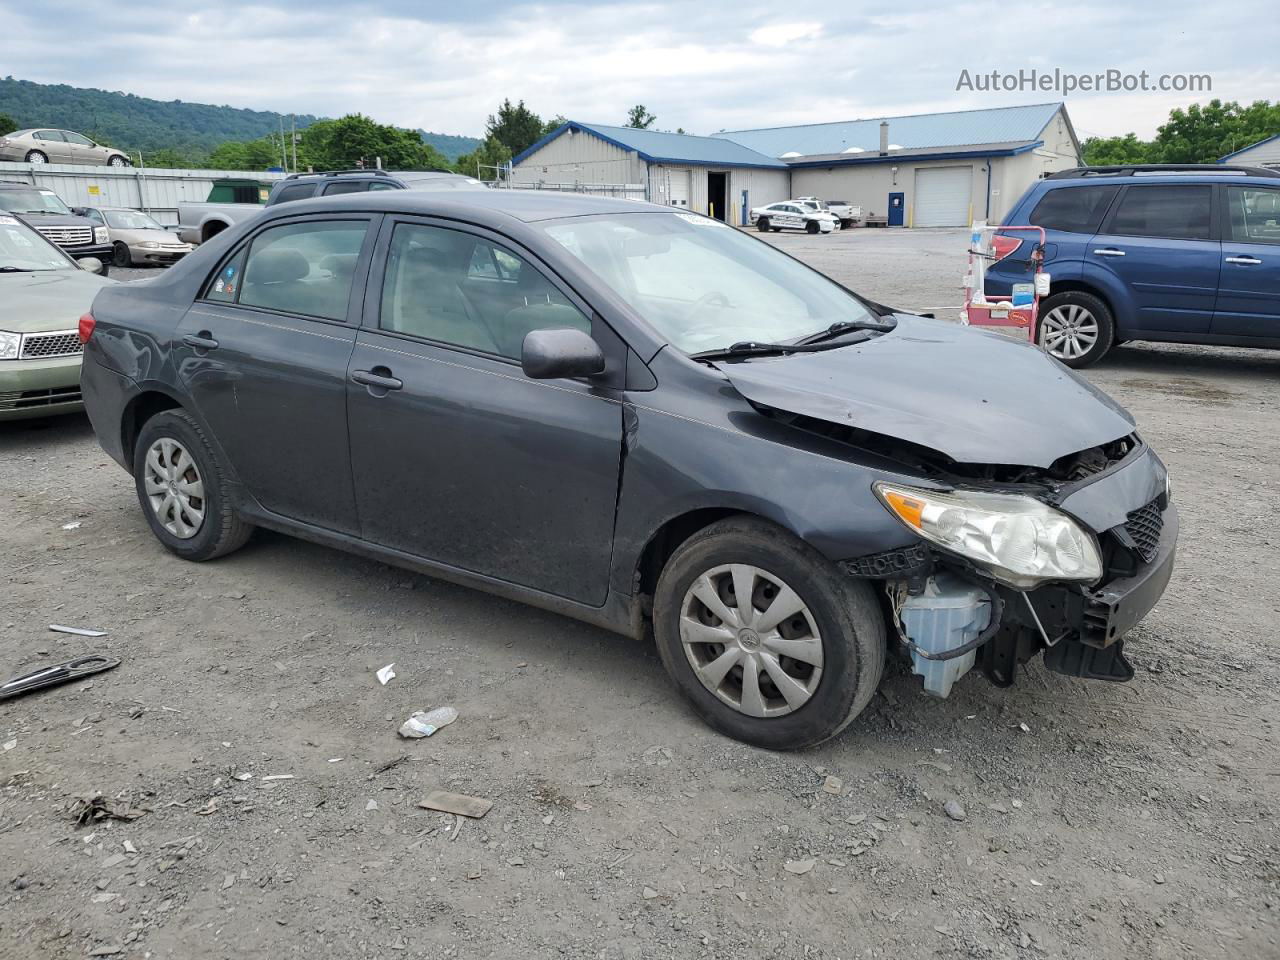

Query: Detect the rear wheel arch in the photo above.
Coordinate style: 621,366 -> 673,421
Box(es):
1048,278 -> 1115,318
201,220 -> 228,243
120,390 -> 184,472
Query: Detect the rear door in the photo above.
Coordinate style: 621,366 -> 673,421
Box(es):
173,214 -> 377,534
1088,183 -> 1220,335
1213,184 -> 1280,340
346,216 -> 624,604
33,130 -> 70,162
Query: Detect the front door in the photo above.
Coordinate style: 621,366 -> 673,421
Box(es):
888,192 -> 905,226
1213,184 -> 1280,340
61,131 -> 97,163
347,217 -> 624,605
1089,183 -> 1220,335
173,215 -> 376,534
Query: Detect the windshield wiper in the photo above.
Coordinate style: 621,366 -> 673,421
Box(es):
0,266 -> 34,273
690,338 -> 865,362
796,317 -> 897,344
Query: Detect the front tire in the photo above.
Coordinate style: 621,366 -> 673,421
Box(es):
108,155 -> 128,167
806,220 -> 820,234
1037,291 -> 1114,368
756,217 -> 770,233
133,410 -> 253,561
25,150 -> 47,164
112,242 -> 132,268
653,517 -> 885,750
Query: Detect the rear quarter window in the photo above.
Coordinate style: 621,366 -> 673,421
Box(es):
1027,185 -> 1120,234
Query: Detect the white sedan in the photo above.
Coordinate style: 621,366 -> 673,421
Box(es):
749,201 -> 838,234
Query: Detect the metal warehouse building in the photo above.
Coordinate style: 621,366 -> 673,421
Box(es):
1220,134 -> 1280,169
511,103 -> 1081,227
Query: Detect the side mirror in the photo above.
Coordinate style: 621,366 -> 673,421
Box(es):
521,327 -> 606,380
79,257 -> 103,275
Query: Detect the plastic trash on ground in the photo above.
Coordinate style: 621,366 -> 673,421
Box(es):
398,706 -> 458,739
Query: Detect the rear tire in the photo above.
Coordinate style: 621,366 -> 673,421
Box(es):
1037,291 -> 1114,368
133,409 -> 253,562
653,517 -> 885,750
25,150 -> 47,164
112,242 -> 132,268
756,217 -> 770,232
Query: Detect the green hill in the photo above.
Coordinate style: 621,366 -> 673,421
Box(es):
0,77 -> 480,161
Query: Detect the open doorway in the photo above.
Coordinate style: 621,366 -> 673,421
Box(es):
707,172 -> 727,221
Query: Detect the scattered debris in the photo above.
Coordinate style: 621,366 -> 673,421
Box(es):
261,775 -> 295,782
70,795 -> 145,827
194,799 -> 220,816
376,664 -> 397,685
1153,872 -> 1166,884
375,756 -> 409,775
822,776 -> 843,795
943,799 -> 967,822
575,776 -> 605,788
642,746 -> 674,766
398,706 -> 458,739
2,656 -> 120,702
88,945 -> 124,957
2,739 -> 14,752
642,886 -> 659,900
1018,722 -> 1032,733
1224,854 -> 1247,865
846,814 -> 867,826
784,858 -> 816,875
222,874 -> 235,890
61,521 -> 82,530
418,790 -> 492,819
366,799 -> 379,811
48,624 -> 108,637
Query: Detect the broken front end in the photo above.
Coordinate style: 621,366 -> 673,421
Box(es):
845,434 -> 1177,696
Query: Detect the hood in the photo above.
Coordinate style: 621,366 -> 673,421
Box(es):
0,270 -> 114,333
17,212 -> 95,228
717,314 -> 1135,469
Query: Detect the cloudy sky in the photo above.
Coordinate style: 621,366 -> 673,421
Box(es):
5,0 -> 1275,140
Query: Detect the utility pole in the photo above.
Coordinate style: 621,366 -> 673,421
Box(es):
279,117 -> 287,170
291,115 -> 298,172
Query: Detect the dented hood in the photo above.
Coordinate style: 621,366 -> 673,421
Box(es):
718,315 -> 1135,468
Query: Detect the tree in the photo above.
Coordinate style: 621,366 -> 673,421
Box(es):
1082,133 -> 1153,166
543,115 -> 568,136
1153,99 -> 1280,163
453,136 -> 513,180
626,105 -> 656,129
142,147 -> 206,169
300,114 -> 450,171
208,136 -> 286,171
485,99 -> 547,157
0,112 -> 16,137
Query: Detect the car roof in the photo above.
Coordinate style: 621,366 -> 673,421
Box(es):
260,189 -> 670,224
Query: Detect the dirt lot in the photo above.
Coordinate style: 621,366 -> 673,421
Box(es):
2,230 -> 1277,960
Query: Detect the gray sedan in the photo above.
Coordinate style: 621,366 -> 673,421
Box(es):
0,129 -> 130,167
76,206 -> 192,267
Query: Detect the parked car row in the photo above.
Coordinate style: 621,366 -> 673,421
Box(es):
0,128 -> 131,167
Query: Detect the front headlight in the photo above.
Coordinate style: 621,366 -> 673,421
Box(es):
141,241 -> 160,248
94,227 -> 109,244
0,330 -> 20,360
875,482 -> 1102,589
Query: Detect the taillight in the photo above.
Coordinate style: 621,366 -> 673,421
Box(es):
78,312 -> 96,344
990,234 -> 1023,262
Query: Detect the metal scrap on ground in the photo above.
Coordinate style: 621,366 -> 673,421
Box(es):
418,790 -> 493,819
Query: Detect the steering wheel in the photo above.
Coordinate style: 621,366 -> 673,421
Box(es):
685,290 -> 732,326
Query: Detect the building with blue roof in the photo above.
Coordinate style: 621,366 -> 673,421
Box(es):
510,104 -> 1080,227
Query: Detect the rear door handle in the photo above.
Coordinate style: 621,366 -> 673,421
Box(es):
351,367 -> 403,392
1225,255 -> 1262,265
1092,248 -> 1126,257
182,332 -> 219,350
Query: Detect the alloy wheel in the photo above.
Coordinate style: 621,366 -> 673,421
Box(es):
26,152 -> 46,164
1040,304 -> 1099,360
143,437 -> 205,539
679,563 -> 824,717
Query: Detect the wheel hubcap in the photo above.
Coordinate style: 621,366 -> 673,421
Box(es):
1040,304 -> 1099,360
143,437 -> 205,539
679,563 -> 824,718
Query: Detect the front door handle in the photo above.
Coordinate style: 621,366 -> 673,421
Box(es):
182,332 -> 219,350
1092,248 -> 1126,257
1225,255 -> 1262,265
351,367 -> 403,392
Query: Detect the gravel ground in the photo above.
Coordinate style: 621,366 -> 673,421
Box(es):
2,231 -> 1277,960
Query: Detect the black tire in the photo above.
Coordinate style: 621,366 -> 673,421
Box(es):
107,155 -> 128,167
806,220 -> 820,235
111,242 -> 132,268
1036,290 -> 1115,369
133,409 -> 253,562
24,150 -> 47,164
653,517 -> 885,750
756,217 -> 770,233
771,226 -> 782,233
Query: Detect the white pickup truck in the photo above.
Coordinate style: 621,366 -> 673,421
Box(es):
798,197 -> 861,228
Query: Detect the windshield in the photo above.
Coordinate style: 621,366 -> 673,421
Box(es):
0,188 -> 72,216
0,217 -> 74,271
541,212 -> 876,353
104,210 -> 163,230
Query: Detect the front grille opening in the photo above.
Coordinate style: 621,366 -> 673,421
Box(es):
20,331 -> 82,359
1124,499 -> 1163,563
0,387 -> 82,410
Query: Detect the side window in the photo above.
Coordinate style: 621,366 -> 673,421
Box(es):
1028,185 -> 1119,234
63,132 -> 93,146
322,181 -> 369,196
379,222 -> 590,361
368,182 -> 400,192
35,130 -> 65,142
271,182 -> 318,205
232,220 -> 368,320
1107,185 -> 1212,241
1226,187 -> 1280,245
202,248 -> 247,303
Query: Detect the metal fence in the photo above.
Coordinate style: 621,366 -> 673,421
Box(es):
0,161 -> 287,225
505,181 -> 648,200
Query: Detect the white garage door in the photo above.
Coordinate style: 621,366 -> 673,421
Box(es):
667,169 -> 690,208
914,166 -> 973,227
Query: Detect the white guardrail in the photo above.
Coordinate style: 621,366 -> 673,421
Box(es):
0,161 -> 287,226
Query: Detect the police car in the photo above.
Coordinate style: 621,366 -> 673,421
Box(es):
749,201 -> 839,234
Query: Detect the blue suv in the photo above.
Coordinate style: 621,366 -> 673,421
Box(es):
987,164 -> 1280,367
